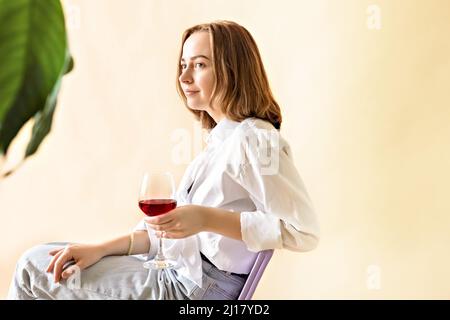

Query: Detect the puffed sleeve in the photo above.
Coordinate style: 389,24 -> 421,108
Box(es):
236,123 -> 320,252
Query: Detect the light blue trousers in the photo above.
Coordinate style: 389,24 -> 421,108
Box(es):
7,243 -> 247,300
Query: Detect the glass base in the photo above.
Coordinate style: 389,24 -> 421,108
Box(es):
143,258 -> 177,270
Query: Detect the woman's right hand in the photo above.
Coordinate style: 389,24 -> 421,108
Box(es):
46,243 -> 105,283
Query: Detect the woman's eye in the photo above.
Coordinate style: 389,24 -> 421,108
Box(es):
180,63 -> 204,70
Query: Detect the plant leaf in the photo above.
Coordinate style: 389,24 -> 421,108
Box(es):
25,52 -> 73,157
0,0 -> 72,158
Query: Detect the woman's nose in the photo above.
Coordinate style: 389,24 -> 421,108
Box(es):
179,70 -> 193,83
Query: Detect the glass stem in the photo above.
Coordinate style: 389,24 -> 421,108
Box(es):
156,236 -> 165,261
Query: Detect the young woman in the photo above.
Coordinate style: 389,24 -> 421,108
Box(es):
8,20 -> 319,300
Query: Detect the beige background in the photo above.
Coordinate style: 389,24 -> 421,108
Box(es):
1,0 -> 449,299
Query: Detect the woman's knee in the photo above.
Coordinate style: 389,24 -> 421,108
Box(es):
17,243 -> 64,271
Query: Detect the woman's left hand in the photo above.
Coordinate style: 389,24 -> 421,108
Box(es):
144,205 -> 208,239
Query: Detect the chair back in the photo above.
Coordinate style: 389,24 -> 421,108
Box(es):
237,250 -> 274,300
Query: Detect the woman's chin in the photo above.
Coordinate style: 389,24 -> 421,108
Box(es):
187,104 -> 206,111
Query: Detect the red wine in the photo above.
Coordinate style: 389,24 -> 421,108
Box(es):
138,199 -> 177,216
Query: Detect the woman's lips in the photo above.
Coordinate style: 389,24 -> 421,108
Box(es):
185,91 -> 199,96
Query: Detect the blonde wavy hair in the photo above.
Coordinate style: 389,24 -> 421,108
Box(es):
176,20 -> 282,131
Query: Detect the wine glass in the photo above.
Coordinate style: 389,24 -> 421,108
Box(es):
138,171 -> 177,269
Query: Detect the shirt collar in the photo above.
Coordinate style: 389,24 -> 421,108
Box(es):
206,117 -> 242,146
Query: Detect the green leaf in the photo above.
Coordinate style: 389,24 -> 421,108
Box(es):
0,0 -> 73,159
25,51 -> 73,157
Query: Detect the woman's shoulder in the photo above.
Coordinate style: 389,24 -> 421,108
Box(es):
227,117 -> 289,159
227,118 -> 291,176
233,117 -> 283,146
239,117 -> 277,130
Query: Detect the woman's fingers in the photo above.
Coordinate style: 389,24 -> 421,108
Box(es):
48,247 -> 64,256
53,251 -> 73,283
61,261 -> 84,279
46,250 -> 64,273
47,245 -> 91,281
61,266 -> 76,279
163,231 -> 186,239
145,212 -> 175,224
146,220 -> 178,232
146,223 -> 163,231
145,217 -> 174,226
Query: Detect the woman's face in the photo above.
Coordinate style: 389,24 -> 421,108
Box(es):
179,32 -> 221,121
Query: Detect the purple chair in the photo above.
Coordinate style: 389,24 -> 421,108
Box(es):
238,250 -> 274,300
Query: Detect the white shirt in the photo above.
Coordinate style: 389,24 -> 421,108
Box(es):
135,117 -> 320,289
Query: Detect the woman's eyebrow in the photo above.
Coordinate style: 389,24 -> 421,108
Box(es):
181,55 -> 210,61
